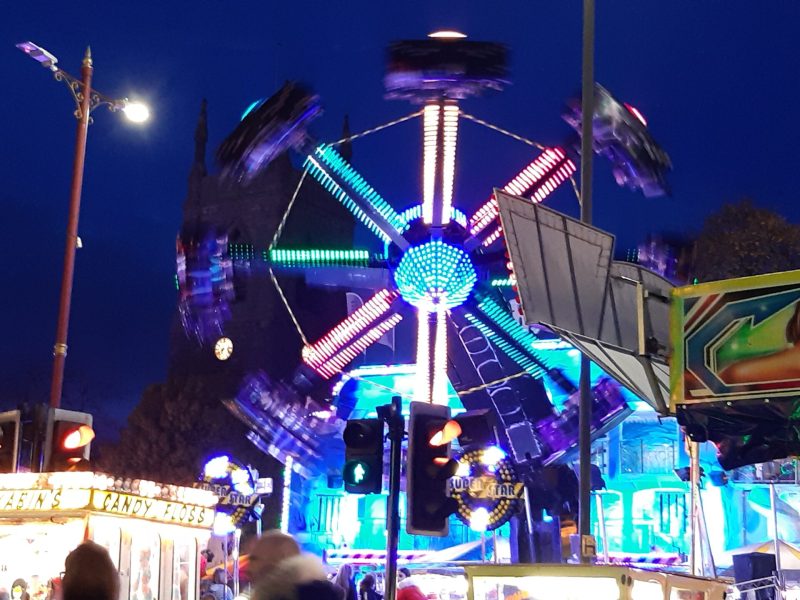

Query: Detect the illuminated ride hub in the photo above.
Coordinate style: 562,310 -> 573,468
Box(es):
213,32 -> 639,478
393,240 -> 477,312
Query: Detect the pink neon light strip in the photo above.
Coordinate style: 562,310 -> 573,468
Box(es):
314,313 -> 404,379
469,148 -> 575,237
302,289 -> 398,369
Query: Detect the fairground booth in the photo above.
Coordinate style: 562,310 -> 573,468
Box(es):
0,471 -> 216,600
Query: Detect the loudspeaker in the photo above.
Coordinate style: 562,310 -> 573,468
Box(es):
733,552 -> 776,600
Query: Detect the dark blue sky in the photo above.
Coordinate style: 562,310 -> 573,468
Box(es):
2,2 -> 799,429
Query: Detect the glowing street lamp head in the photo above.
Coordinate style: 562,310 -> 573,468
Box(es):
428,31 -> 467,39
122,101 -> 150,123
17,41 -> 58,70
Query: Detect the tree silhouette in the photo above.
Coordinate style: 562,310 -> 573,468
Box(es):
98,375 -> 282,528
692,199 -> 800,282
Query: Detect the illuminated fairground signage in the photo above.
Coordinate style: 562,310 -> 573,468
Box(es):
671,270 -> 800,406
0,472 -> 217,528
450,476 -> 523,500
449,447 -> 523,532
0,488 -> 91,512
92,491 -> 213,526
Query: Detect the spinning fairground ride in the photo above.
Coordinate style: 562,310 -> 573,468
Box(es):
177,32 -> 672,558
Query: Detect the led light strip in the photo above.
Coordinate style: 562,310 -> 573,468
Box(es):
270,248 -> 371,266
398,204 -> 467,232
463,312 -> 544,378
439,103 -> 459,227
414,311 -> 431,403
315,313 -> 404,379
422,104 -> 440,225
302,289 -> 398,368
432,310 -> 449,405
476,295 -> 555,371
304,156 -> 392,243
469,148 -> 575,237
280,455 -> 293,533
490,278 -> 514,287
530,160 -> 576,203
313,145 -> 406,234
480,156 -> 576,247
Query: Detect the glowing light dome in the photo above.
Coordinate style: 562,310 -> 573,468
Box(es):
428,30 -> 467,39
394,240 -> 476,312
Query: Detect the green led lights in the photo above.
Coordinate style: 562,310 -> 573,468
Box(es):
269,248 -> 371,266
490,278 -> 513,287
228,243 -> 255,261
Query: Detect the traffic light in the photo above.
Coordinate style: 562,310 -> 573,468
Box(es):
342,418 -> 384,494
44,409 -> 94,472
0,411 -> 21,473
406,401 -> 460,536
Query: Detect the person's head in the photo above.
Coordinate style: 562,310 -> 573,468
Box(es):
247,530 -> 301,586
63,542 -> 119,600
787,302 -> 800,344
398,568 -> 410,582
213,568 -> 226,585
332,564 -> 354,590
10,581 -> 26,600
359,574 -> 375,591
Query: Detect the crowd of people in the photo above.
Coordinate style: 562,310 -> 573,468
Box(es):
53,530 -> 430,600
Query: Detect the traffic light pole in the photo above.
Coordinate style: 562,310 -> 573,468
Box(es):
379,396 -> 403,600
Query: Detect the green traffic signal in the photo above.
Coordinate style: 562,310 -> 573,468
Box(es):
342,419 -> 384,494
344,460 -> 370,486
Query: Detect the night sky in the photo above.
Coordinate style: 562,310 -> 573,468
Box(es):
2,2 -> 799,432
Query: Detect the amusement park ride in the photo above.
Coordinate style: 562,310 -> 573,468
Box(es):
176,31 -> 673,555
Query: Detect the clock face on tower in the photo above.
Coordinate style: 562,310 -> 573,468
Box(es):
214,337 -> 233,361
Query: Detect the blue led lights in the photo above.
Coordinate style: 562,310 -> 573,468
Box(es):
308,145 -> 406,237
304,155 -> 393,243
394,241 -> 477,312
398,204 -> 467,233
461,294 -> 557,377
241,98 -> 265,121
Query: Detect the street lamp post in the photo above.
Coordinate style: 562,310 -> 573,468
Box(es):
578,0 -> 596,564
17,42 -> 149,409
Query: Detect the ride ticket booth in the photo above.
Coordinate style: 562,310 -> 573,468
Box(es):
463,564 -> 731,600
0,471 -> 217,600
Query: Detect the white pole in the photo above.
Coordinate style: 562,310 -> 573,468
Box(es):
594,492 -> 609,563
696,488 -> 716,578
232,528 -> 241,597
689,441 -> 700,576
770,483 -> 783,587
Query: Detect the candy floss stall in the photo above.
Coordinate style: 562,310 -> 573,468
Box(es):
0,471 -> 217,600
